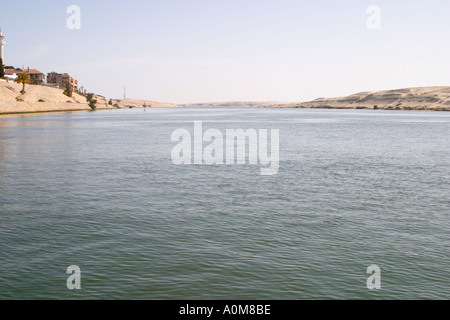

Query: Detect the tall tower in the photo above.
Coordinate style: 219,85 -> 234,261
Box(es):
0,28 -> 5,61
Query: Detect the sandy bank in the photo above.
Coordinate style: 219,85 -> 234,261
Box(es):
277,86 -> 450,111
179,87 -> 450,111
0,80 -> 116,114
0,81 -> 177,114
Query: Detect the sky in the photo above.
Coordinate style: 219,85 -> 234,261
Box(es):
1,0 -> 450,104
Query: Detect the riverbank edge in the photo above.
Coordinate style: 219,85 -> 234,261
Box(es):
2,105 -> 450,117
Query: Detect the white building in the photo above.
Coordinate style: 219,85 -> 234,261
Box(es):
4,68 -> 19,81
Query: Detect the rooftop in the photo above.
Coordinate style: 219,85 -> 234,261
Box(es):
4,68 -> 21,75
22,69 -> 45,75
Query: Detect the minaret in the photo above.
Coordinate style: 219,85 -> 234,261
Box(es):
0,28 -> 5,61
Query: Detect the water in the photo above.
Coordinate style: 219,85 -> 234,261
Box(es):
0,108 -> 449,300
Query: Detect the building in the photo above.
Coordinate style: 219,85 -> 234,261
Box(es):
47,72 -> 78,91
0,28 -> 5,61
22,68 -> 45,84
3,67 -> 45,84
4,68 -> 20,81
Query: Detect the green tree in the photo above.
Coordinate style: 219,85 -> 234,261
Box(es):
0,58 -> 4,78
86,93 -> 97,110
90,99 -> 97,110
15,73 -> 32,94
63,82 -> 73,97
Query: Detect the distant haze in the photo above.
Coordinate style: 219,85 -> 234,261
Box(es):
1,0 -> 450,104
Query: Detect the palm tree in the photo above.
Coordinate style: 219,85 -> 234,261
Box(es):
63,82 -> 73,97
15,73 -> 32,94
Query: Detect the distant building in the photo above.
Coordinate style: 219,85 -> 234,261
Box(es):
22,68 -> 45,84
4,68 -> 20,81
4,67 -> 46,83
47,72 -> 78,90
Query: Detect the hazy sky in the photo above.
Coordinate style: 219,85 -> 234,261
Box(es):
1,0 -> 450,103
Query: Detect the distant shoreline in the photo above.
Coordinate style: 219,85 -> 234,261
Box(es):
0,107 -> 182,116
178,104 -> 450,112
2,106 -> 449,118
181,86 -> 450,112
2,82 -> 449,115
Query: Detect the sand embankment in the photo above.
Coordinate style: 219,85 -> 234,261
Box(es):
0,81 -> 177,114
276,87 -> 450,111
180,87 -> 450,111
0,80 -> 117,114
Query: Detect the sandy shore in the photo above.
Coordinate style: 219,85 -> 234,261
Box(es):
180,87 -> 450,111
3,81 -> 449,114
0,81 -> 111,114
0,80 -> 177,114
276,86 -> 450,111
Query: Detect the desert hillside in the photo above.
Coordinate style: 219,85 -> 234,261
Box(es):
179,87 -> 450,111
0,81 -> 176,114
0,81 -> 112,114
277,87 -> 450,111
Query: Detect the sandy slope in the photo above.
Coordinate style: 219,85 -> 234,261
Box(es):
0,81 -> 98,113
277,87 -> 450,111
0,81 -> 176,114
3,81 -> 448,114
179,87 -> 450,111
